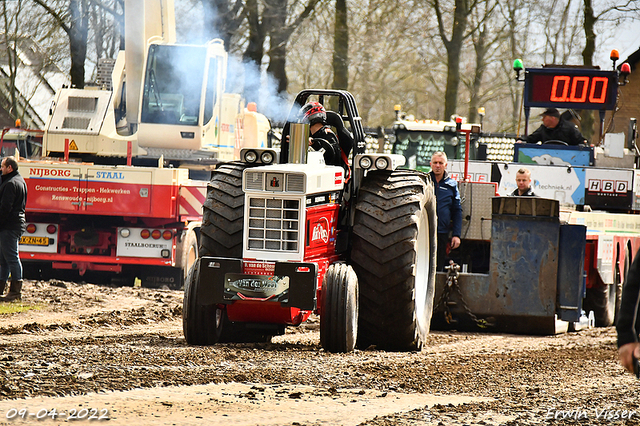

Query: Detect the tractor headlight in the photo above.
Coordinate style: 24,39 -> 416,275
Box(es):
260,151 -> 274,164
244,150 -> 258,163
375,157 -> 389,170
119,228 -> 130,238
359,156 -> 372,169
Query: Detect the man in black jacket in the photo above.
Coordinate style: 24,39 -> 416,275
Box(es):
0,156 -> 27,302
520,108 -> 587,146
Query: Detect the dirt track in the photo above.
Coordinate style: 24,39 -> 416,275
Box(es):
0,279 -> 638,425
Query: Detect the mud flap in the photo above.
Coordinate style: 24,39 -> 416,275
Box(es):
197,257 -> 243,305
557,224 -> 587,322
278,262 -> 318,311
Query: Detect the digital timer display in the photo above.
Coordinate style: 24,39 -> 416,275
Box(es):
524,68 -> 617,110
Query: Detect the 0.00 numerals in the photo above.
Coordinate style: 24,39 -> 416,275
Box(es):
6,407 -> 110,420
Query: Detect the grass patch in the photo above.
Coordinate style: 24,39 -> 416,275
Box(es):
0,303 -> 44,315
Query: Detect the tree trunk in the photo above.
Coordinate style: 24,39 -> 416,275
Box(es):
434,0 -> 470,121
468,26 -> 486,124
266,0 -> 289,94
243,0 -> 265,103
265,0 -> 320,96
69,0 -> 89,88
332,0 -> 348,90
201,0 -> 243,50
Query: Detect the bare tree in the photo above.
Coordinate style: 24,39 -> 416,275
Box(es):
464,0 -> 501,123
431,0 -> 476,120
32,0 -> 90,88
200,0 -> 245,49
265,0 -> 321,95
332,0 -> 348,90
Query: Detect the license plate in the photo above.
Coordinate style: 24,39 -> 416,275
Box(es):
20,236 -> 50,246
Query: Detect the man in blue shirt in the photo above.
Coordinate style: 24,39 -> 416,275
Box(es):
429,152 -> 462,271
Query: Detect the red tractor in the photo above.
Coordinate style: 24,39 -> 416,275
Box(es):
183,90 -> 437,352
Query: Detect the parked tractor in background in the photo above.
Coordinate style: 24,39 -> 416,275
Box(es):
183,90 -> 438,352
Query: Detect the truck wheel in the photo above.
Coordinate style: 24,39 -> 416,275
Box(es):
200,162 -> 246,257
320,263 -> 358,353
351,170 -> 437,351
183,262 -> 223,345
585,283 -> 616,327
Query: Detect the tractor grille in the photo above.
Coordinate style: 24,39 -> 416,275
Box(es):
247,197 -> 300,251
286,174 -> 305,192
245,171 -> 263,190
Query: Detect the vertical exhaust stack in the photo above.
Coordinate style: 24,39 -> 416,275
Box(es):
288,123 -> 309,164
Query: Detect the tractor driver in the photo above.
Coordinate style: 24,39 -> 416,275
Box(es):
300,102 -> 345,167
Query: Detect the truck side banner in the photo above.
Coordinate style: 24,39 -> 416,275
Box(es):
22,162 -> 192,219
448,160 -> 633,210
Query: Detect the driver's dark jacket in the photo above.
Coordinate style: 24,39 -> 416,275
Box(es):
310,125 -> 342,166
617,248 -> 640,348
523,119 -> 586,146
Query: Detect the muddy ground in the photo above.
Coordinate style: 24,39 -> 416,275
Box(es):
0,279 -> 638,425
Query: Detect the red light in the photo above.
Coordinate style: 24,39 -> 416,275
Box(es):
46,225 -> 57,234
151,230 -> 161,239
162,230 -> 173,240
621,63 -> 631,74
26,224 -> 37,234
140,229 -> 150,239
455,117 -> 462,124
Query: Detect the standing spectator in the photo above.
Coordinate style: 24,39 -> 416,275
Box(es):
617,251 -> 640,376
0,156 -> 27,302
429,152 -> 462,271
511,168 -> 537,197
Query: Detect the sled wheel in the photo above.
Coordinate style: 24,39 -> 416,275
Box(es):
200,162 -> 246,257
320,263 -> 358,353
586,282 -> 616,327
183,261 -> 223,345
351,170 -> 437,351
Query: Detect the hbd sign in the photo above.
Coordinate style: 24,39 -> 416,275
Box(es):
587,179 -> 628,194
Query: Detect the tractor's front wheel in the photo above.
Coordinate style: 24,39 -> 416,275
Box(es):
320,263 -> 358,353
183,262 -> 224,345
351,170 -> 437,351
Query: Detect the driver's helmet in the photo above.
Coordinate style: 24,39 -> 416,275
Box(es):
301,101 -> 326,126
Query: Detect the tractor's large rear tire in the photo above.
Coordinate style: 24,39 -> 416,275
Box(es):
200,162 -> 246,257
351,170 -> 437,351
183,262 -> 224,345
320,263 -> 359,353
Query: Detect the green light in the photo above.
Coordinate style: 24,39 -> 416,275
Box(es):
513,59 -> 524,71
